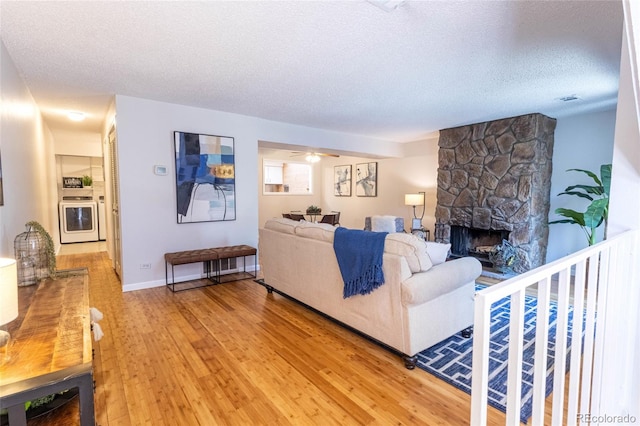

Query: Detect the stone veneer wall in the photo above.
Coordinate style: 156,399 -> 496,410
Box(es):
434,113 -> 556,272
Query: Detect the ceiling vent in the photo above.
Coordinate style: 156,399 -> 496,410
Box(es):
558,95 -> 581,102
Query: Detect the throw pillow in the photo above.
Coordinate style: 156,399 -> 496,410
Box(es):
425,241 -> 451,265
385,233 -> 433,273
371,215 -> 398,233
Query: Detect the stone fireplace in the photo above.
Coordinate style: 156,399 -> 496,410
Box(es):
434,113 -> 556,273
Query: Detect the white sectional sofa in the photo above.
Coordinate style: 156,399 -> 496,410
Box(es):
258,218 -> 482,368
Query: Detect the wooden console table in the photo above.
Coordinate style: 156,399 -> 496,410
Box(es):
0,270 -> 94,426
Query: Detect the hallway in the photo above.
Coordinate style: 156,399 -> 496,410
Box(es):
57,241 -> 106,256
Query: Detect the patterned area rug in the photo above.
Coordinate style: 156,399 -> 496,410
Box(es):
416,285 -> 575,424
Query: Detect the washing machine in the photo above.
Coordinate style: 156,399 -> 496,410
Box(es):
59,196 -> 99,243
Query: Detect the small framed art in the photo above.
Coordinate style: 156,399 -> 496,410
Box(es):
355,162 -> 377,197
334,165 -> 351,196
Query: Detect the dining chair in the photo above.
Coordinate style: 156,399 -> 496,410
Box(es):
332,211 -> 340,226
320,211 -> 340,226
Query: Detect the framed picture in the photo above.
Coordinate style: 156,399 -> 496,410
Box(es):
356,162 -> 377,197
174,131 -> 236,223
334,165 -> 351,196
62,177 -> 83,188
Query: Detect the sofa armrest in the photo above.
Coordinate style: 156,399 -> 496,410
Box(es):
401,257 -> 482,306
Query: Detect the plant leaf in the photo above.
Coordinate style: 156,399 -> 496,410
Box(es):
567,168 -> 602,186
601,164 -> 612,197
584,198 -> 608,229
549,218 -> 580,225
553,208 -> 586,226
563,184 -> 603,196
557,190 -> 595,201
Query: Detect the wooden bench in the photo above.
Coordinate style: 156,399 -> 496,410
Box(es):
164,245 -> 257,291
164,248 -> 219,292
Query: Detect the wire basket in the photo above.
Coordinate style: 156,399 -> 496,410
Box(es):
14,225 -> 49,286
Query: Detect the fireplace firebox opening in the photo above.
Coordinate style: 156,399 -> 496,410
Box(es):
450,226 -> 510,267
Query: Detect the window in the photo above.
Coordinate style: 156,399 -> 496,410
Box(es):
263,160 -> 312,195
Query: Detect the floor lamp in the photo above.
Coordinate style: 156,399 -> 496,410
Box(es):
404,192 -> 425,230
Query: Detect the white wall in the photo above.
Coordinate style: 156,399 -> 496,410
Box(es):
319,137 -> 441,231
53,130 -> 102,157
114,95 -> 402,291
546,108 -> 617,262
0,41 -> 58,256
598,2 -> 640,417
258,135 -> 440,232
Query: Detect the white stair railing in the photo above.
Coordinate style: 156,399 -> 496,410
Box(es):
470,230 -> 637,425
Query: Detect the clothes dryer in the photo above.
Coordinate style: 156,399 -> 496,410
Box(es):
59,196 -> 99,243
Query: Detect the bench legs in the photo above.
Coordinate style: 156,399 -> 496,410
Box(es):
165,260 -> 217,292
214,253 -> 257,284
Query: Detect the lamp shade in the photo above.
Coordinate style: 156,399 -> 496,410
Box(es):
404,193 -> 425,206
0,258 -> 19,326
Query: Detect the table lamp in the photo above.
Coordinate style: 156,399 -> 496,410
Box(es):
404,192 -> 425,230
0,258 -> 19,347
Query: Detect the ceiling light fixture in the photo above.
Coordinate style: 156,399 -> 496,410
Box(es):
305,154 -> 321,163
67,111 -> 86,122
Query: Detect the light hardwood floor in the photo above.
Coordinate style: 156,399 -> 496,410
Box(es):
58,241 -> 107,256
42,252 -> 512,425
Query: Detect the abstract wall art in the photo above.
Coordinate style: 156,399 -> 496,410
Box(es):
174,131 -> 236,223
334,165 -> 351,196
356,162 -> 377,197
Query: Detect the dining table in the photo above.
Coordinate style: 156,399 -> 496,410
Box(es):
305,213 -> 322,222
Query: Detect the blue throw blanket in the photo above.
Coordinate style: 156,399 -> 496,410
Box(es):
333,227 -> 387,298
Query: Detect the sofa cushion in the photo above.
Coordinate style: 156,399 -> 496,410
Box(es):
384,233 -> 432,273
264,218 -> 299,234
401,257 -> 482,306
364,216 -> 404,232
371,215 -> 399,233
425,242 -> 451,265
295,221 -> 336,242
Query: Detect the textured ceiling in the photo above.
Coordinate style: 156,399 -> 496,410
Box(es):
0,0 -> 624,143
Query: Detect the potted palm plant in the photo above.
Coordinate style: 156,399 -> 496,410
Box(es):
549,164 -> 611,246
